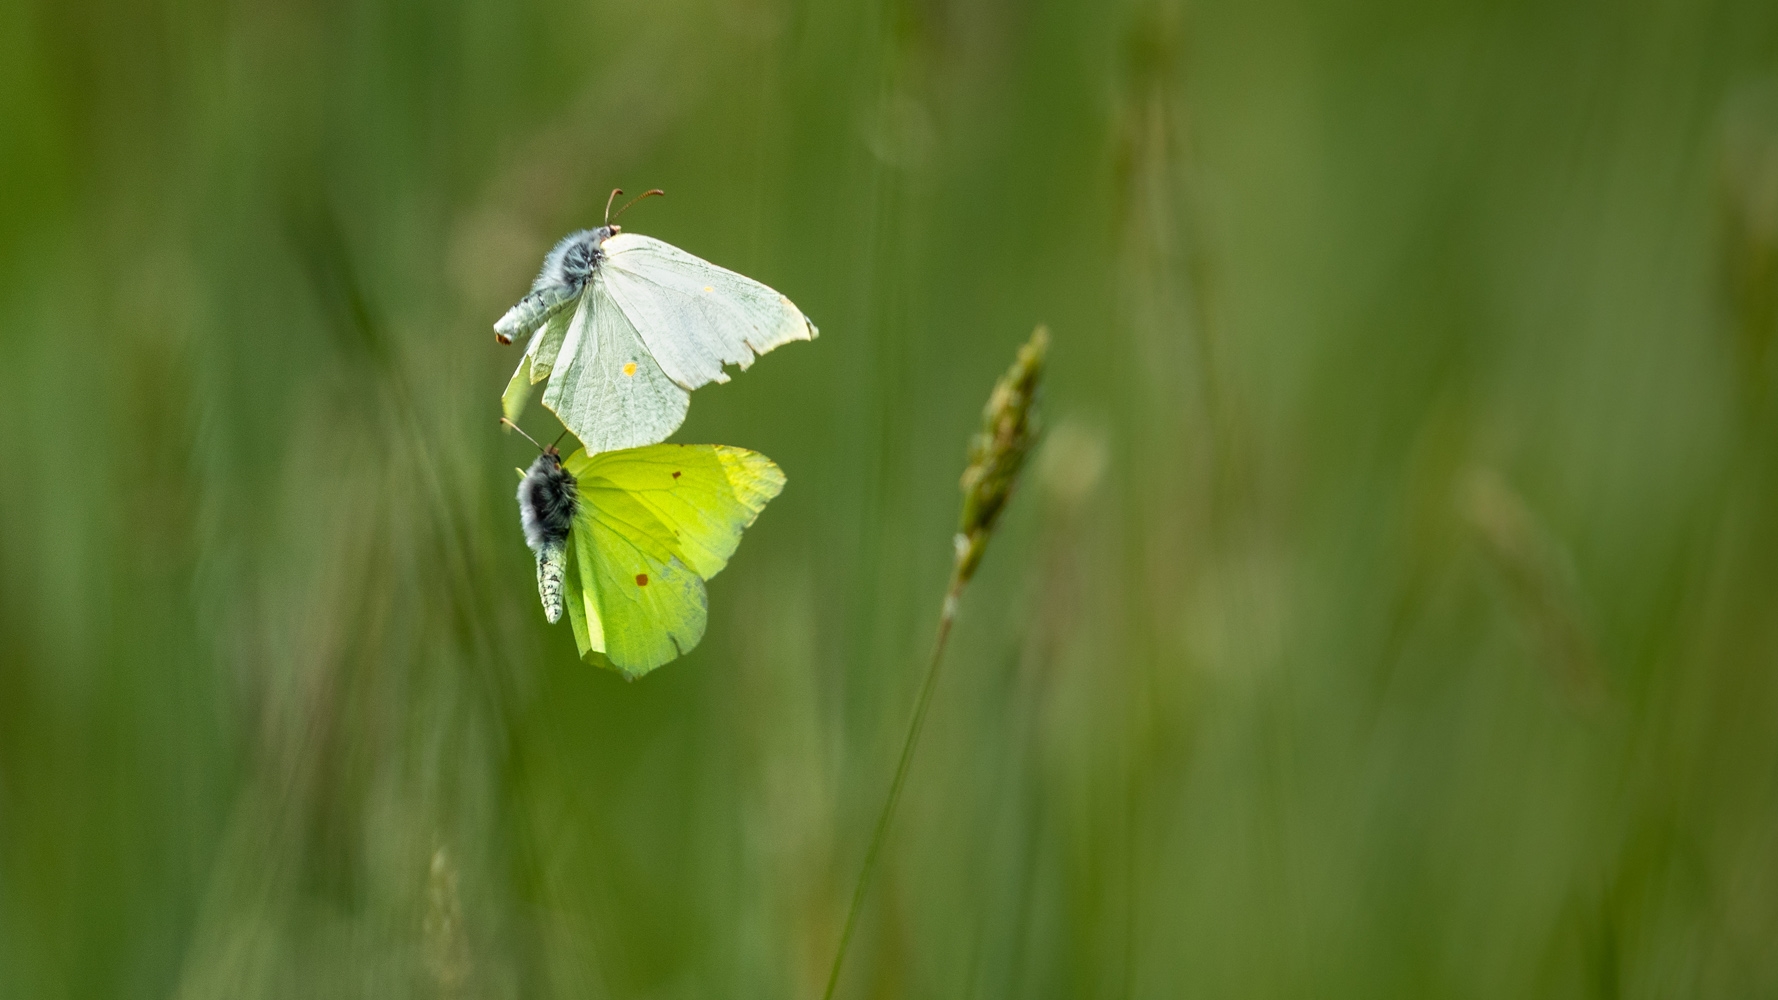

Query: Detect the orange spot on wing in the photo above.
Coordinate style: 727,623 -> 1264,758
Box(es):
635,573 -> 649,587
622,362 -> 638,377
702,285 -> 714,293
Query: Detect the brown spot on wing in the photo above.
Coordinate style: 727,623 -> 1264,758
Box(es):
635,573 -> 649,587
671,471 -> 681,479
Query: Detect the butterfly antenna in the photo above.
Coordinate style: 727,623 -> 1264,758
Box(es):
549,427 -> 573,451
500,417 -> 547,454
604,188 -> 624,226
613,188 -> 665,222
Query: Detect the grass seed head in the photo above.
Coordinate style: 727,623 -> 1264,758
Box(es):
955,325 -> 1048,582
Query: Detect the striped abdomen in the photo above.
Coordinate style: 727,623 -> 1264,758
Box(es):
494,284 -> 578,343
536,542 -> 568,623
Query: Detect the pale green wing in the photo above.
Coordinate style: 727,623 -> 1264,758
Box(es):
501,325 -> 546,423
559,529 -> 604,664
576,443 -> 785,578
599,233 -> 817,392
530,306 -> 573,381
558,444 -> 785,677
540,281 -> 689,453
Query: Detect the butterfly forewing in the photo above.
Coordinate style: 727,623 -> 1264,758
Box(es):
601,233 -> 817,392
577,444 -> 785,578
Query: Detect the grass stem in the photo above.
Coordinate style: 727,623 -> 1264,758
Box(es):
822,327 -> 1045,1000
821,571 -> 965,1000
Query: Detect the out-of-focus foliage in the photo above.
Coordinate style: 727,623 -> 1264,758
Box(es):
3,0 -> 1778,997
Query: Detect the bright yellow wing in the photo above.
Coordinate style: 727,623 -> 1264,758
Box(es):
558,444 -> 785,676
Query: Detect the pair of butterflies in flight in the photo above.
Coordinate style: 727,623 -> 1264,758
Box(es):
501,189 -> 815,677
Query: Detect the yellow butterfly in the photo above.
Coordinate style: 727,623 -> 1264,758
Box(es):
512,422 -> 784,677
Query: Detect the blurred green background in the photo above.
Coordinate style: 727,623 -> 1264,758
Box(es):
5,0 -> 1778,996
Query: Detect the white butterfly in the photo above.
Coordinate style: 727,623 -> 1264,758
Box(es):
497,190 -> 818,454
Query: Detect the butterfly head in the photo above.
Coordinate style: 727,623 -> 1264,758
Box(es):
521,441 -> 570,478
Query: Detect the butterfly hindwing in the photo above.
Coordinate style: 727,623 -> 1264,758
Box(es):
561,528 -> 600,656
558,444 -> 785,677
566,480 -> 706,676
541,283 -> 689,454
502,308 -> 575,424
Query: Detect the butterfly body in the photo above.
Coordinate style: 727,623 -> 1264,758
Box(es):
517,448 -> 579,623
499,225 -> 817,453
